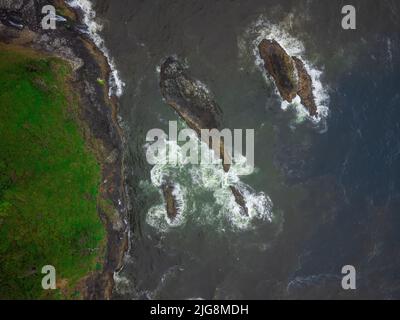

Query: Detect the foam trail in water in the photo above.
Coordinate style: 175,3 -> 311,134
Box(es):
240,16 -> 330,128
66,0 -> 125,97
144,128 -> 273,232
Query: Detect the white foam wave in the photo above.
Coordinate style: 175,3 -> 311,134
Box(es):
213,183 -> 273,230
241,16 -> 330,127
144,130 -> 273,232
66,0 -> 125,97
146,182 -> 187,231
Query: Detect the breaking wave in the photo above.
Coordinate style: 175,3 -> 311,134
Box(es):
66,0 -> 125,97
239,16 -> 330,129
143,125 -> 273,232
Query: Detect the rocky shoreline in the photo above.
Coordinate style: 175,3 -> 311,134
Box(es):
0,0 -> 128,299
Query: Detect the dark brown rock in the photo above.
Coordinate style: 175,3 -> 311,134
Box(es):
258,39 -> 298,102
160,56 -> 222,136
161,182 -> 178,221
258,39 -> 318,117
292,56 -> 318,117
230,186 -> 249,216
160,57 -> 229,169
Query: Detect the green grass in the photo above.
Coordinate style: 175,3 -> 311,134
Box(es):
0,46 -> 106,299
96,78 -> 106,86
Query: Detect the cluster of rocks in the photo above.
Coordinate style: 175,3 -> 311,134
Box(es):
158,40 -> 321,219
258,39 -> 318,117
159,56 -> 249,218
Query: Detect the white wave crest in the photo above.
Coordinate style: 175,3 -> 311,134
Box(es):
144,130 -> 273,232
66,0 -> 125,97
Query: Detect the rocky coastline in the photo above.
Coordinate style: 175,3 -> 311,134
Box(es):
0,0 -> 128,299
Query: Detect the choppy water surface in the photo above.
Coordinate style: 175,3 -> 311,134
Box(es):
90,0 -> 400,299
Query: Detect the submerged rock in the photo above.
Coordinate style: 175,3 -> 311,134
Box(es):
258,39 -> 318,117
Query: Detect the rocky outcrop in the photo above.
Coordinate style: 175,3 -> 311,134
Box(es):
292,56 -> 318,117
258,39 -> 318,117
160,57 -> 228,169
160,56 -> 223,135
230,186 -> 248,216
160,57 -> 248,216
258,39 -> 298,102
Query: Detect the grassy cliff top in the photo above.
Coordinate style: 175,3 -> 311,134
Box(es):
0,45 -> 106,299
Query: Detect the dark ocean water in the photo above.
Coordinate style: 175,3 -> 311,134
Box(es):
93,0 -> 400,299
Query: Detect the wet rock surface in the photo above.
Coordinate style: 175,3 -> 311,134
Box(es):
293,56 -> 318,117
258,39 -> 318,117
161,182 -> 179,221
258,39 -> 298,102
160,56 -> 223,135
230,186 -> 249,216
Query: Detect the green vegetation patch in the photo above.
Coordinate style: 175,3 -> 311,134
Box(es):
0,46 -> 106,299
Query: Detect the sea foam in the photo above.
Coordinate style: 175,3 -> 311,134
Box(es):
144,127 -> 273,232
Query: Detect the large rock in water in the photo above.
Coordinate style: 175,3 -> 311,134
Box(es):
160,57 -> 232,172
258,39 -> 318,117
258,39 -> 298,102
160,56 -> 223,135
160,57 -> 249,217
